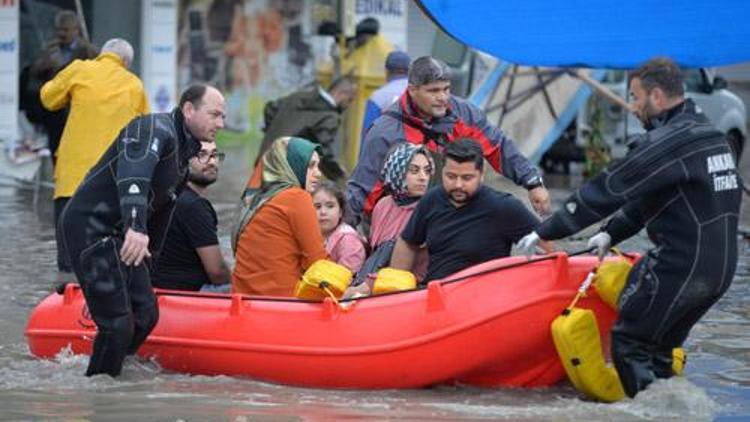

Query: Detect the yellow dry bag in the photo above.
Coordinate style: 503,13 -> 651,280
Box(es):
593,252 -> 688,377
294,259 -> 352,300
593,252 -> 633,309
372,268 -> 417,294
553,254 -> 687,402
551,306 -> 625,402
672,347 -> 687,376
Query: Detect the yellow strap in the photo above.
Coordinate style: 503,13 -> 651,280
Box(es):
567,291 -> 584,310
610,247 -> 624,258
566,270 -> 597,310
320,283 -> 341,307
566,247 -> 625,310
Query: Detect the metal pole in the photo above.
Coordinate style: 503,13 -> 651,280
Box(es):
569,69 -> 630,110
74,0 -> 90,42
623,70 -> 630,144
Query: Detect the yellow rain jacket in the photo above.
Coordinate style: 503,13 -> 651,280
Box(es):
41,52 -> 150,198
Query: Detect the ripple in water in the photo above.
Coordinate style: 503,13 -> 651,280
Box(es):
0,342 -> 725,422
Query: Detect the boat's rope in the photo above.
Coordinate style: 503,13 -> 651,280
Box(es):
439,246 -> 599,288
319,282 -> 341,307
563,248 -> 631,311
565,270 -> 598,312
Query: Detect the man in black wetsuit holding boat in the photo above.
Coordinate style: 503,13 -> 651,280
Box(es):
518,57 -> 741,397
59,84 -> 226,377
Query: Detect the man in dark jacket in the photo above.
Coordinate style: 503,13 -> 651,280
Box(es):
256,77 -> 357,181
518,57 -> 741,397
59,84 -> 226,377
346,56 -> 549,225
23,10 -> 97,161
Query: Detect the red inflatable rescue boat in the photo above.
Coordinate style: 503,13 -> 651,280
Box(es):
26,253 -> 617,389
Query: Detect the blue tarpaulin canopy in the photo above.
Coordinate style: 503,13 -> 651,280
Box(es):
416,0 -> 750,68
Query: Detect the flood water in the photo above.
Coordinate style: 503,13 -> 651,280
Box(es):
0,145 -> 748,421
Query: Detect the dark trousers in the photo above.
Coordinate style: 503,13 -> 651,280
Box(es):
611,257 -> 731,397
54,197 -> 72,272
71,237 -> 158,377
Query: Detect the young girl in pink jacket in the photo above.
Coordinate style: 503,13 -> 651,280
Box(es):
312,181 -> 366,273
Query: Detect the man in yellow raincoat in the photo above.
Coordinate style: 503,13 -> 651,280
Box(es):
41,38 -> 150,279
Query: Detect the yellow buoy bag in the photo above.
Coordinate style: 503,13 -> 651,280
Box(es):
551,307 -> 625,402
592,256 -> 688,377
672,347 -> 687,376
372,268 -> 417,294
294,259 -> 353,300
594,257 -> 633,309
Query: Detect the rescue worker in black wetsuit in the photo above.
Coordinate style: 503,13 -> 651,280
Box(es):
59,84 -> 226,377
517,57 -> 741,398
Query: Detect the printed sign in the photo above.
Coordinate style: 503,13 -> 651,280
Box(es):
0,1 -> 18,142
354,0 -> 407,50
141,0 -> 178,112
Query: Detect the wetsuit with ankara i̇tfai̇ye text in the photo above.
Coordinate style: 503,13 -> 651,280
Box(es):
535,99 -> 742,397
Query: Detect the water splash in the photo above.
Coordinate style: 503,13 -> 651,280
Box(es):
421,379 -> 718,421
0,344 -> 170,392
611,378 -> 719,421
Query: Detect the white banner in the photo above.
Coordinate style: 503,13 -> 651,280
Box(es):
354,0 -> 408,50
0,0 -> 19,142
141,0 -> 177,113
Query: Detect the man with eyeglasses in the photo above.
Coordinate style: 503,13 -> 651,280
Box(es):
153,141 -> 231,293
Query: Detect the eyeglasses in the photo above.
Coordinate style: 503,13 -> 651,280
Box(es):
196,150 -> 226,164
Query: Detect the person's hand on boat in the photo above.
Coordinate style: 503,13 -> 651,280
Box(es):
120,229 -> 151,266
528,186 -> 551,216
517,231 -> 542,258
341,283 -> 371,301
587,231 -> 612,261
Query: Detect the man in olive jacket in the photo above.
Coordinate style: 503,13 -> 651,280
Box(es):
256,77 -> 356,181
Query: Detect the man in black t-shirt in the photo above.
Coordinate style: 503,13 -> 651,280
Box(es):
153,141 -> 231,291
392,138 -> 551,285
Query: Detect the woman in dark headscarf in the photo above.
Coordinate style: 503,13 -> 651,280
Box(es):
370,143 -> 434,253
232,136 -> 328,296
345,144 -> 434,296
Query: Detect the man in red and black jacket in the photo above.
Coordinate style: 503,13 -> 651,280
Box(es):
346,56 -> 549,225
